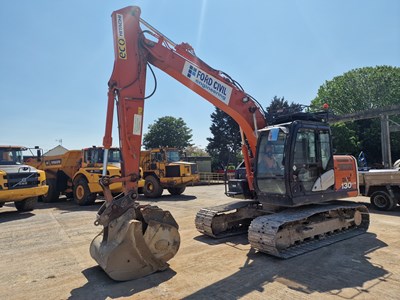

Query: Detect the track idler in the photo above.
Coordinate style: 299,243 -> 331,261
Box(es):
90,192 -> 180,281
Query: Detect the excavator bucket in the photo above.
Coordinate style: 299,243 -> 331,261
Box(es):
90,204 -> 180,281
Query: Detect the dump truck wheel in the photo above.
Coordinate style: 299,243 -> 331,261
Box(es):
42,178 -> 59,203
144,176 -> 163,198
14,197 -> 37,212
167,186 -> 186,195
73,178 -> 97,206
370,191 -> 396,211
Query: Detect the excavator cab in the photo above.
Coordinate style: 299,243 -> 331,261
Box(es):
254,117 -> 358,207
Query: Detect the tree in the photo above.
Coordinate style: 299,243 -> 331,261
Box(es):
185,145 -> 209,157
143,116 -> 193,149
330,122 -> 359,154
312,66 -> 400,113
205,97 -> 303,171
206,108 -> 242,170
266,96 -> 303,114
311,66 -> 400,163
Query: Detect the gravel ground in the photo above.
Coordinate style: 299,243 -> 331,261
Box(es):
0,185 -> 399,300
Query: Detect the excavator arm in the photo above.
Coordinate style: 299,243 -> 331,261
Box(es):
90,6 -> 266,281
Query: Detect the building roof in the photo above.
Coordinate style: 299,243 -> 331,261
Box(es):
43,145 -> 69,156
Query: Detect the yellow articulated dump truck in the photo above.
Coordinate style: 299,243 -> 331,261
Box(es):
140,147 -> 199,197
0,145 -> 48,212
27,147 -> 140,205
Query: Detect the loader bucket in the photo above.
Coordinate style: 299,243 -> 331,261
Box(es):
90,206 -> 180,281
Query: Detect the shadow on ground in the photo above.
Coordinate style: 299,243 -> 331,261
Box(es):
69,266 -> 176,300
0,208 -> 34,223
194,233 -> 250,247
368,205 -> 400,217
68,233 -> 389,299
32,198 -> 103,213
141,194 -> 197,202
351,198 -> 400,217
184,233 -> 389,299
29,192 -> 197,213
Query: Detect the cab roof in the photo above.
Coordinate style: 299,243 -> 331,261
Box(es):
0,145 -> 27,150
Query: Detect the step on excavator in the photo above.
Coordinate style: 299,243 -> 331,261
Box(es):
90,6 -> 370,281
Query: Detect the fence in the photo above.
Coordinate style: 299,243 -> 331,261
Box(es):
196,172 -> 235,185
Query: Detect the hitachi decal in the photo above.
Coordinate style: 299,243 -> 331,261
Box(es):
116,14 -> 127,60
182,61 -> 232,104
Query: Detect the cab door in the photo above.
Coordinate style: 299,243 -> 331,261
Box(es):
289,123 -> 334,200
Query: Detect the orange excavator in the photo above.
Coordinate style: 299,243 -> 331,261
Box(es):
90,6 -> 369,281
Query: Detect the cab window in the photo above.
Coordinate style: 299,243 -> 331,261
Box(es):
291,128 -> 333,192
166,151 -> 180,162
256,127 -> 287,195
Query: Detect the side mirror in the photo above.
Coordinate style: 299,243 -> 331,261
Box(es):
36,149 -> 42,161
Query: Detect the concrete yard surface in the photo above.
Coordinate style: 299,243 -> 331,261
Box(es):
0,185 -> 399,299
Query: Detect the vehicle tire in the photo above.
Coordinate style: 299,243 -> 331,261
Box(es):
73,178 -> 97,206
370,191 -> 396,211
167,186 -> 186,195
14,197 -> 37,212
42,178 -> 59,203
143,176 -> 163,198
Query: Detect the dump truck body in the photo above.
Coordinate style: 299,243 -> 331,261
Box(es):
26,147 -> 130,205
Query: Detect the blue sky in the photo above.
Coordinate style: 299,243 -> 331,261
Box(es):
1,0 -> 399,153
